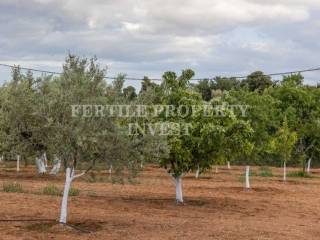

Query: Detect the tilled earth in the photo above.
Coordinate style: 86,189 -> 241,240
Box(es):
0,165 -> 319,240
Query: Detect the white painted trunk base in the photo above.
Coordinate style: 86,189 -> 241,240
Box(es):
195,165 -> 200,179
307,158 -> 312,174
59,167 -> 86,224
35,154 -> 47,174
43,152 -> 48,168
175,176 -> 183,203
245,166 -> 250,189
16,155 -> 20,172
283,161 -> 287,182
59,168 -> 72,224
109,164 -> 113,176
50,156 -> 61,175
215,167 -> 218,173
227,161 -> 231,169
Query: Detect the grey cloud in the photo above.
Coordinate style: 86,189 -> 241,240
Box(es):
0,0 -> 319,85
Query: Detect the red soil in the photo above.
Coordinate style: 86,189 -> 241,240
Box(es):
0,165 -> 319,240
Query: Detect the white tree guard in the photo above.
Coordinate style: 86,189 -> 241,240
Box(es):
195,165 -> 200,179
175,176 -> 183,203
283,161 -> 287,182
307,158 -> 312,174
109,164 -> 113,176
245,166 -> 250,189
16,155 -> 20,172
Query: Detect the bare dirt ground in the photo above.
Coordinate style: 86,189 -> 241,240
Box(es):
0,165 -> 319,240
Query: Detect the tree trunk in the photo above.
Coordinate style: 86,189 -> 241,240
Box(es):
307,158 -> 312,174
215,166 -> 218,173
195,165 -> 200,179
283,161 -> 287,181
35,156 -> 46,174
50,156 -> 61,175
59,168 -> 73,224
175,176 -> 183,203
43,152 -> 48,168
302,157 -> 306,173
245,165 -> 250,189
227,161 -> 231,169
16,155 -> 20,172
109,164 -> 113,176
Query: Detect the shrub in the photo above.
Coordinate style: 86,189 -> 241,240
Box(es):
3,182 -> 23,193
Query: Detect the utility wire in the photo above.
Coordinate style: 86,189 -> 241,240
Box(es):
232,66 -> 320,79
0,63 -> 62,75
0,63 -> 162,81
1,63 -> 320,82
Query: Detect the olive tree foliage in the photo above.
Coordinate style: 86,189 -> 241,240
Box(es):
44,55 -> 149,223
44,55 -> 108,172
0,55 -> 157,223
0,68 -> 51,167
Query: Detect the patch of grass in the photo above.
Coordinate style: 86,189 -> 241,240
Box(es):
127,178 -> 140,185
287,171 -> 312,178
87,191 -> 97,197
25,222 -> 57,232
85,172 -> 113,183
42,185 -> 61,196
111,177 -> 125,185
86,172 -> 98,183
69,188 -> 80,196
42,185 -> 80,196
259,166 -> 273,177
240,170 -> 257,177
86,176 -> 97,183
3,182 -> 23,193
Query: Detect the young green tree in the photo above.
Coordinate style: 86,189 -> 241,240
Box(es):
270,118 -> 297,181
270,75 -> 315,172
224,119 -> 254,188
226,89 -> 279,187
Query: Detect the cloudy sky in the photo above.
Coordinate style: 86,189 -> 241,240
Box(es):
0,0 -> 320,87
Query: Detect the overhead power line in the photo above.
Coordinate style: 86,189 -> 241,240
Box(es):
232,66 -> 320,79
1,63 -> 320,82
